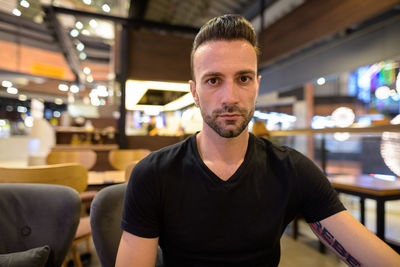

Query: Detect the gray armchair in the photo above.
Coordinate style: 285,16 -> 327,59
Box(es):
0,183 -> 81,267
90,183 -> 163,267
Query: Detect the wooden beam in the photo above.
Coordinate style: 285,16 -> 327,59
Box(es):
258,0 -> 400,66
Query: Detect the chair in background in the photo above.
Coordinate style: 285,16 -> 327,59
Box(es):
125,161 -> 137,182
0,163 -> 91,267
46,150 -> 97,170
108,149 -> 151,171
0,183 -> 81,267
90,183 -> 163,267
46,150 -> 98,214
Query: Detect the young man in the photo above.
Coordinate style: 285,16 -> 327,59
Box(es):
116,14 -> 400,266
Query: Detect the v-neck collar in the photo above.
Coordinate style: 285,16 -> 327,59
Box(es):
190,132 -> 254,186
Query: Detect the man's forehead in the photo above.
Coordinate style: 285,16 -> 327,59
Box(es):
193,40 -> 258,77
194,39 -> 256,56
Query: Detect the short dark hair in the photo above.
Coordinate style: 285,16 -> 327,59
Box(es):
191,14 -> 259,79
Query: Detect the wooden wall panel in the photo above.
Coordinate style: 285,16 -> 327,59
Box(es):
128,30 -> 193,82
258,0 -> 400,66
0,41 -> 18,71
0,40 -> 74,81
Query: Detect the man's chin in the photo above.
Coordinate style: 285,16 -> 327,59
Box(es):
214,125 -> 246,138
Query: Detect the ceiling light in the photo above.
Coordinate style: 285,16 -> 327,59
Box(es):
331,107 -> 355,127
75,21 -> 83,30
70,29 -> 79,38
89,19 -> 98,28
12,9 -> 21,16
82,29 -> 90,36
102,4 -> 111,12
2,80 -> 12,87
79,52 -> 87,60
391,114 -> 400,125
18,94 -> 27,101
375,86 -> 391,100
70,85 -> 80,93
129,80 -> 190,92
20,0 -> 30,8
17,106 -> 27,113
76,42 -> 85,51
317,77 -> 326,85
94,21 -> 114,39
97,85 -> 108,97
125,80 -> 191,111
83,67 -> 91,75
164,93 -> 194,111
58,84 -> 69,91
126,81 -> 152,108
86,75 -> 93,83
24,116 -> 33,127
7,87 -> 18,94
53,111 -> 61,118
83,0 -> 92,5
90,92 -> 100,106
54,98 -> 63,105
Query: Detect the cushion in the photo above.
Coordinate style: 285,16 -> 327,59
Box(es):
0,246 -> 50,267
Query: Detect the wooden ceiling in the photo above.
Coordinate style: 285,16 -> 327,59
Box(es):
0,0 -> 399,101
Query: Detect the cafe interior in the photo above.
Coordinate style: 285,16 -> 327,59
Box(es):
0,0 -> 400,266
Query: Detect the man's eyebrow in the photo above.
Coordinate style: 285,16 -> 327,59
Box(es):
236,70 -> 256,76
201,70 -> 256,80
201,72 -> 223,80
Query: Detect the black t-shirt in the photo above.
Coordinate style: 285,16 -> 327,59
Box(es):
121,133 -> 345,266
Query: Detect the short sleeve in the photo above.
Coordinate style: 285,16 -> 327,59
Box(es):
121,157 -> 161,238
291,150 -> 346,223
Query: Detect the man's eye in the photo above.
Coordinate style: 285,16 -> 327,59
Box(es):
207,78 -> 218,85
240,76 -> 250,83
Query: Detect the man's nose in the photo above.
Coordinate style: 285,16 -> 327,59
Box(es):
221,79 -> 239,105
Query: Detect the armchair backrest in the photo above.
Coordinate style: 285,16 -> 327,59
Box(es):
90,183 -> 163,267
46,150 -> 97,170
0,183 -> 81,267
0,163 -> 88,193
108,149 -> 151,171
90,183 -> 127,267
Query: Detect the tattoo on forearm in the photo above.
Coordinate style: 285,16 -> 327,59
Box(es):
310,222 -> 361,267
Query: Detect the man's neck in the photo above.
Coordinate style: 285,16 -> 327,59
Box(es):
196,125 -> 249,165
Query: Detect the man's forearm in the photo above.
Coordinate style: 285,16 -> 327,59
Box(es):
309,211 -> 400,267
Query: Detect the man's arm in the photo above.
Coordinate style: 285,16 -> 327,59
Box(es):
309,210 -> 400,266
116,231 -> 159,267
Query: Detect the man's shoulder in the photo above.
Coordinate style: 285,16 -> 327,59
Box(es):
138,134 -> 194,166
252,134 -> 294,158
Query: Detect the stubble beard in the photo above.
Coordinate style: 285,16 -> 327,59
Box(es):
200,104 -> 254,138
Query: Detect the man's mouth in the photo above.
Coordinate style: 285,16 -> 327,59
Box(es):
218,113 -> 241,119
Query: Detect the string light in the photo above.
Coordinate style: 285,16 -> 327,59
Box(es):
20,0 -> 30,8
7,87 -> 18,94
75,21 -> 84,30
102,4 -> 111,12
12,9 -> 21,16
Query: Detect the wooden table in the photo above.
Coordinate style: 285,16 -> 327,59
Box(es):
53,144 -> 119,171
88,170 -> 125,188
328,174 -> 400,244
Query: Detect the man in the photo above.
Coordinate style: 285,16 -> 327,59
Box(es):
116,14 -> 400,266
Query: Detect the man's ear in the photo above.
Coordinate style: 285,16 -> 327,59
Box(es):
256,75 -> 262,97
189,80 -> 199,106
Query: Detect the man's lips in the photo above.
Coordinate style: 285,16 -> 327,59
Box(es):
218,113 -> 241,119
